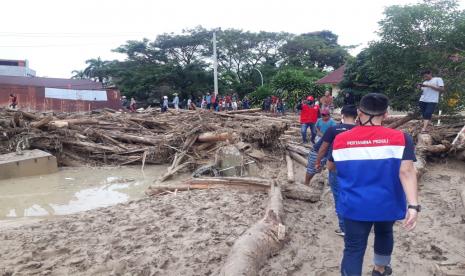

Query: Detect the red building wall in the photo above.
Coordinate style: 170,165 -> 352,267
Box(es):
0,84 -> 122,112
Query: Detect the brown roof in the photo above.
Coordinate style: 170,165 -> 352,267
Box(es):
316,65 -> 345,85
0,75 -> 103,90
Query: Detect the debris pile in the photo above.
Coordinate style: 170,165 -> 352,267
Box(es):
0,108 -> 288,170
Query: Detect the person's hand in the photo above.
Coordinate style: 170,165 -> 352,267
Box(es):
403,208 -> 418,231
314,160 -> 321,171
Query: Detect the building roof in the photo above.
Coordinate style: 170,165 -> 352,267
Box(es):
316,65 -> 345,85
0,75 -> 103,90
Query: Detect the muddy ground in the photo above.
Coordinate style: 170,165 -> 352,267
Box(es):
260,159 -> 465,276
0,190 -> 266,275
1,160 -> 465,275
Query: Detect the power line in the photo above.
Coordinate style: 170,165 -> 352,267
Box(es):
0,32 -> 151,38
0,43 -> 120,48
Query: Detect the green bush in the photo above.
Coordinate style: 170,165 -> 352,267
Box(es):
248,85 -> 274,106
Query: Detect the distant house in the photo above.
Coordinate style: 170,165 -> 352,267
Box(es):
316,65 -> 345,97
0,59 -> 36,77
0,75 -> 121,112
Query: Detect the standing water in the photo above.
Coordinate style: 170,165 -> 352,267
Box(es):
0,165 -> 169,219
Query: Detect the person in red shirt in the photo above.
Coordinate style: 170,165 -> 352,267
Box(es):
9,94 -> 17,109
271,95 -> 278,113
225,95 -> 232,110
297,96 -> 319,143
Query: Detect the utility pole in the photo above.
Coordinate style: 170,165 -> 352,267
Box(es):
212,31 -> 219,96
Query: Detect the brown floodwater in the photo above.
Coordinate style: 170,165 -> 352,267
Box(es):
0,165 -> 169,219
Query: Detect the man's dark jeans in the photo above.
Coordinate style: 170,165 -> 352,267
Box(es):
301,123 -> 316,143
341,219 -> 395,276
328,170 -> 344,233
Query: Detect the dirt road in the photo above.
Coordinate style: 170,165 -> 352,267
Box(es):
0,160 -> 464,275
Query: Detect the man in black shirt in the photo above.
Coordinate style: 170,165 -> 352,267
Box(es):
315,105 -> 357,236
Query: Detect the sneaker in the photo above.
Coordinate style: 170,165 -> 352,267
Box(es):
372,266 -> 392,276
335,229 -> 345,237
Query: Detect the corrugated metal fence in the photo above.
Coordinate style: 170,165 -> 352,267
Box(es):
0,84 -> 121,112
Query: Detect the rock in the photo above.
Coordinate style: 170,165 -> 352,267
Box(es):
215,145 -> 243,177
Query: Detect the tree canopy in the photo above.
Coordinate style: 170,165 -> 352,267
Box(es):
341,0 -> 465,112
73,27 -> 348,106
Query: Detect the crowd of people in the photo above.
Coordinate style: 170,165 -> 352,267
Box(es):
121,92 -> 253,112
262,95 -> 287,114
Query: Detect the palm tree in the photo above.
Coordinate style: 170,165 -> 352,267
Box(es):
83,57 -> 109,83
71,70 -> 86,79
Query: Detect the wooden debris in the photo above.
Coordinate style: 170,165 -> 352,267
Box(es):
220,181 -> 284,276
287,150 -> 307,167
415,133 -> 432,179
386,113 -> 414,129
282,183 -> 320,202
285,153 -> 295,184
226,108 -> 262,114
461,189 -> 465,211
197,132 -> 232,143
286,143 -> 309,156
30,116 -> 53,129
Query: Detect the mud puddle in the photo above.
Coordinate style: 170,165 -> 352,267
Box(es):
0,165 -> 170,219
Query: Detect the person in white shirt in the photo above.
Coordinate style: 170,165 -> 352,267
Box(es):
172,93 -> 179,110
417,70 -> 445,133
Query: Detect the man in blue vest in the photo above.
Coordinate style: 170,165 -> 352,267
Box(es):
331,93 -> 419,276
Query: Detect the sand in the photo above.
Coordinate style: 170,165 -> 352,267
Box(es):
1,160 -> 464,275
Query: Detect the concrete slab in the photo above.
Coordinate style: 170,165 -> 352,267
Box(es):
0,149 -> 58,180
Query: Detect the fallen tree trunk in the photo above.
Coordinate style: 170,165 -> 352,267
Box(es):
51,118 -> 99,126
285,153 -> 295,184
146,178 -> 271,195
187,176 -> 270,185
283,183 -> 321,202
420,144 -> 450,153
216,113 -> 292,124
148,177 -> 320,202
6,110 -> 40,120
62,140 -> 120,153
197,132 -> 232,143
415,133 -> 432,179
220,181 -> 284,276
30,116 -> 53,129
226,108 -> 262,115
461,189 -> 465,211
288,150 -> 307,167
108,132 -> 160,145
386,113 -> 414,129
286,143 -> 309,156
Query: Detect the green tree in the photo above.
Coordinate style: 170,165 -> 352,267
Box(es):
83,57 -> 111,84
74,27 -> 350,105
271,68 -> 326,108
155,26 -> 211,65
341,0 -> 465,112
281,31 -> 349,69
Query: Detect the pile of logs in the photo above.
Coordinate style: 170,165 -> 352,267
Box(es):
0,108 -> 288,168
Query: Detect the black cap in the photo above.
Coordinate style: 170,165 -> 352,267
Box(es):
359,93 -> 388,115
341,105 -> 357,118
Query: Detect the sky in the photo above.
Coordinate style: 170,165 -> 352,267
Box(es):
1,0 -> 464,78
